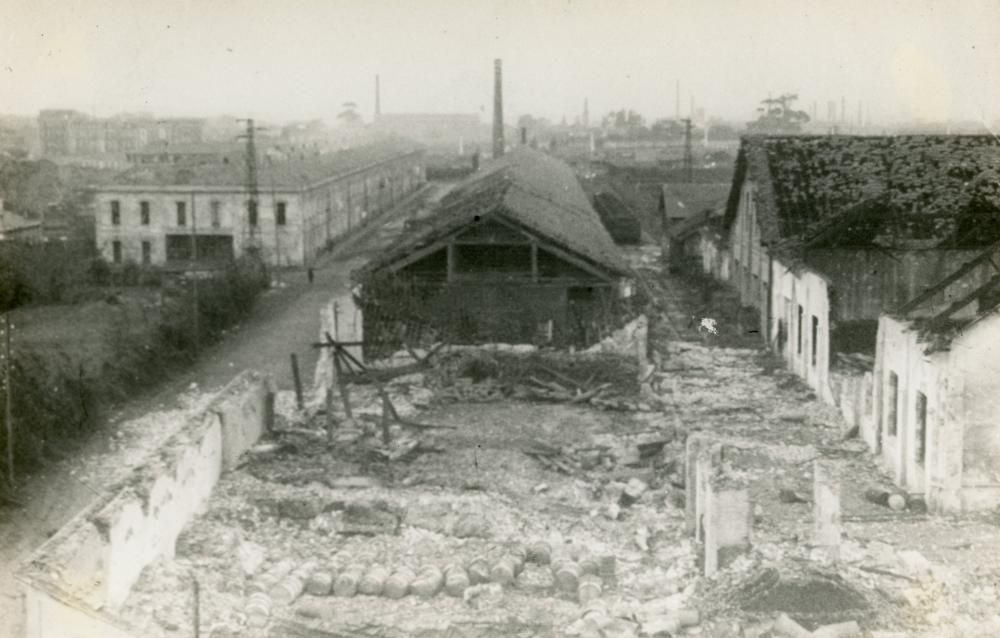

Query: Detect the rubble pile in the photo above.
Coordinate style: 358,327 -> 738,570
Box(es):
114,258 -> 1000,638
426,347 -> 644,410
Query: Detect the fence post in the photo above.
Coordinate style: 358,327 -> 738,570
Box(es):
4,313 -> 12,487
290,353 -> 304,410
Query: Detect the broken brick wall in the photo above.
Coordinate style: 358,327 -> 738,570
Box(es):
17,370 -> 273,638
829,366 -> 875,439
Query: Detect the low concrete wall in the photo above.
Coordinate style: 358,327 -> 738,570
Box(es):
16,370 -> 273,638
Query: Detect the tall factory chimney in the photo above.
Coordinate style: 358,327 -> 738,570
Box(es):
492,59 -> 505,159
675,80 -> 680,120
583,98 -> 590,128
374,74 -> 381,120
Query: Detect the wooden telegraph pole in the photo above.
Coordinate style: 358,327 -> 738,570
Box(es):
190,192 -> 201,352
4,313 -> 13,486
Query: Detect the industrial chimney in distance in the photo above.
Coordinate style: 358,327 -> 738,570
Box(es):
375,74 -> 381,121
492,59 -> 505,159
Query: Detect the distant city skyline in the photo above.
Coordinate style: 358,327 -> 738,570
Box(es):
2,0 -> 999,129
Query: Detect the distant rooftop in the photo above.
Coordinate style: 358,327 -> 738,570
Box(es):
103,138 -> 422,190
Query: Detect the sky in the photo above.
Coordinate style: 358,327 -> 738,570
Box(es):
2,0 -> 999,127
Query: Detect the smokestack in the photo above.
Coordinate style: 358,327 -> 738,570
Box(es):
520,127 -> 527,145
675,80 -> 680,120
583,98 -> 590,128
375,74 -> 381,120
492,59 -> 505,159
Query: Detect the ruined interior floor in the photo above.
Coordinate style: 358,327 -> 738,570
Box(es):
117,330 -> 1000,637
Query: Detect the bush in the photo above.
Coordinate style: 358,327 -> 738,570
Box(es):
88,257 -> 111,286
0,252 -> 271,484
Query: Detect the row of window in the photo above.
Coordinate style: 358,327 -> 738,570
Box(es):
109,200 -> 286,228
886,371 -> 928,464
110,239 -> 152,265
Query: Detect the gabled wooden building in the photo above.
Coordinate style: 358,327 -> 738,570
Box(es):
354,148 -> 633,350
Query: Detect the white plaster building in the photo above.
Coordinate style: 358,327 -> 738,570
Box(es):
717,135 -> 1000,406
93,140 -> 425,268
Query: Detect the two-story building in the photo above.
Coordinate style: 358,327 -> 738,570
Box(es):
92,139 -> 425,268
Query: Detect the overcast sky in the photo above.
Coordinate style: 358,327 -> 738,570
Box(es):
2,0 -> 999,127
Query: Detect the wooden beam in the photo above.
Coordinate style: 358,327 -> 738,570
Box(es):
446,241 -> 455,283
928,273 -> 1000,328
531,242 -> 538,283
896,244 -> 1000,315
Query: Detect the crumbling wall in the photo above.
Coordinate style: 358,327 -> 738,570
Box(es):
17,370 -> 273,638
699,231 -> 731,283
952,314 -> 1000,511
829,367 -> 874,439
23,583 -> 134,638
873,315 -> 947,503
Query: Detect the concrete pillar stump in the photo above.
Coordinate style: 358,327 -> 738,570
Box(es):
703,479 -> 751,576
694,442 -> 723,542
813,460 -> 842,558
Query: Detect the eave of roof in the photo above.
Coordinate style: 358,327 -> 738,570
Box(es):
356,149 -> 630,280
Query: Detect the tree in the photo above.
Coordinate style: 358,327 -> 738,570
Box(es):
747,93 -> 810,134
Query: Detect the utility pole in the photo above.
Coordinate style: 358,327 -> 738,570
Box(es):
236,118 -> 263,251
3,314 -> 12,487
189,192 -> 200,352
267,156 -> 281,285
682,118 -> 693,183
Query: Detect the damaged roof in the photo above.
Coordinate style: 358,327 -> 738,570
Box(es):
103,138 -> 422,190
359,148 -> 631,278
725,135 -> 1000,248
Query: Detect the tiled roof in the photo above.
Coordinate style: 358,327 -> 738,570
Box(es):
660,183 -> 730,220
105,138 -> 422,190
725,135 -> 1000,247
359,148 -> 630,278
